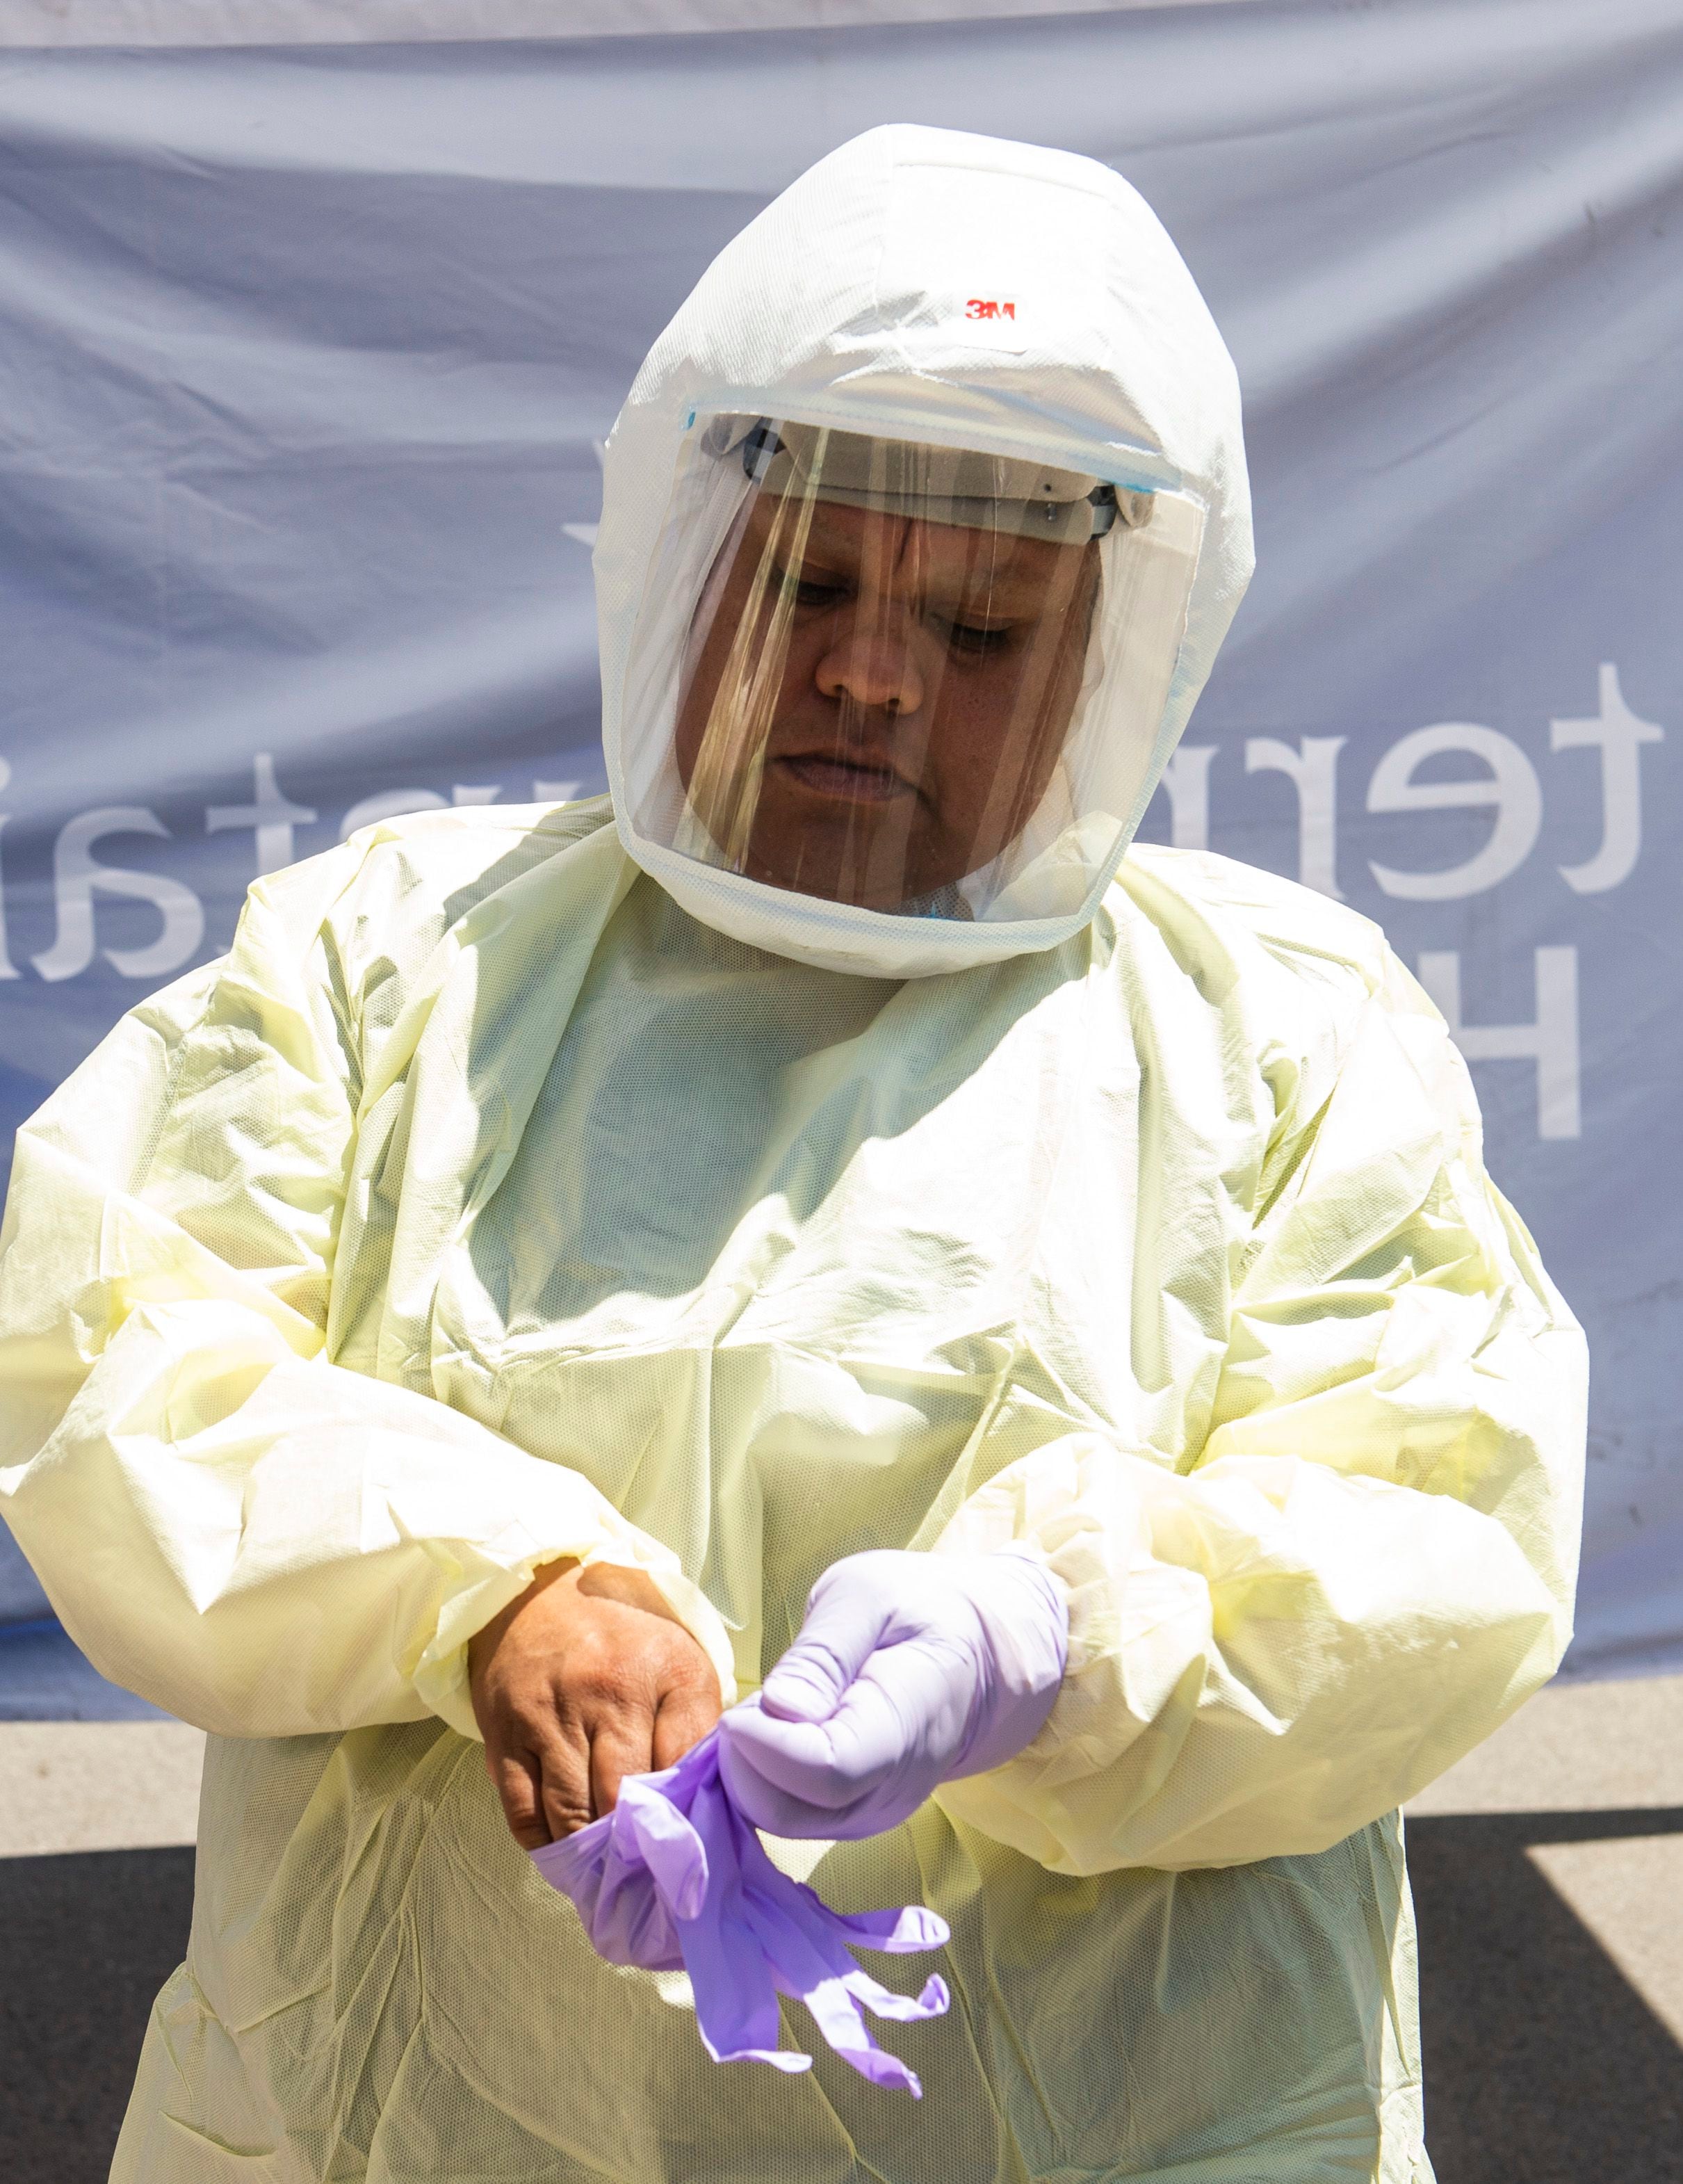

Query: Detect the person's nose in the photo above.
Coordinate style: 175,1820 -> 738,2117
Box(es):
815,610 -> 925,718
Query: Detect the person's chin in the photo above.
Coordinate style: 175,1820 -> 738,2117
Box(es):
742,861 -> 895,911
742,848 -> 958,915
739,836 -> 900,912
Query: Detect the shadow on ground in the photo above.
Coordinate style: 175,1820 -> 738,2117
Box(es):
0,1845 -> 194,2182
1,1815 -> 1680,2182
1410,1806 -> 1683,2184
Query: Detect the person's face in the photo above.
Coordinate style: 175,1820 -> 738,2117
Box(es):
673,492 -> 1100,911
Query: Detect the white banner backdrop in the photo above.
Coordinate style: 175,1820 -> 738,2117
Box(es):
0,0 -> 1677,1712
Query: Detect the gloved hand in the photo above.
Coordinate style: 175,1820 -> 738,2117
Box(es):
717,1546 -> 1068,1841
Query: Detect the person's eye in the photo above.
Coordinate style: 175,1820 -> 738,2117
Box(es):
775,563 -> 848,609
933,615 -> 1016,658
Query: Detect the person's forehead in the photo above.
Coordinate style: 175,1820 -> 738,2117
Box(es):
745,493 -> 1085,593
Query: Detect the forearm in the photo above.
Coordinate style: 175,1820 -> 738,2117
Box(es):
0,1297 -> 735,1739
933,964 -> 1588,1877
932,1432 -> 1566,1875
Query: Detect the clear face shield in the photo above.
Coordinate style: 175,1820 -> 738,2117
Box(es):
618,414 -> 1205,928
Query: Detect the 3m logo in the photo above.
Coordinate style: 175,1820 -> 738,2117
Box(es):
966,298 -> 1017,321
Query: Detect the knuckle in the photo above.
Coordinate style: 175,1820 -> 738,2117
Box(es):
495,1781 -> 543,1835
497,1692 -> 562,1747
658,1626 -> 715,1676
667,1669 -> 721,1715
543,1790 -> 595,1839
567,1629 -> 628,1694
656,1637 -> 706,1683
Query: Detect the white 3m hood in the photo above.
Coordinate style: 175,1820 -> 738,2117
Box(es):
595,124 -> 1253,979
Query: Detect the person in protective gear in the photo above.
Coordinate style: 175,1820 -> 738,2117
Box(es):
0,124 -> 1584,2184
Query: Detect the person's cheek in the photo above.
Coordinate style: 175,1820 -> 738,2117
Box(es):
781,617 -> 832,724
920,672 -> 1008,871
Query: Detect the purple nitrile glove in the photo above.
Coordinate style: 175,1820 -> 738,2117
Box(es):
530,1730 -> 950,2094
716,1546 -> 1068,1843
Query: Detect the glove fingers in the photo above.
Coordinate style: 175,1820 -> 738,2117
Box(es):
720,1640 -> 970,1840
757,1578 -> 896,1725
814,1657 -> 951,1787
718,1701 -> 854,1818
715,1740 -> 840,1838
722,1673 -> 910,1806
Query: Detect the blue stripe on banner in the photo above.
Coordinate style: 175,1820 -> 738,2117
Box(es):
0,1619 -> 170,1723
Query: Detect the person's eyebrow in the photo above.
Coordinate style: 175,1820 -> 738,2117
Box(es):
942,564 -> 1074,619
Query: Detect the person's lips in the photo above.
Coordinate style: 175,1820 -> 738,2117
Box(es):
777,754 -> 910,803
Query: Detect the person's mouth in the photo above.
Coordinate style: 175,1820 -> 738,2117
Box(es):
777,754 -> 910,803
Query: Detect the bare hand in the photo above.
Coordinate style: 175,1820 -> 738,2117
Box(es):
469,1560 -> 722,1849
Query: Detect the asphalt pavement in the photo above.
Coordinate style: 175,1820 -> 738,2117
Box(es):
3,1678 -> 1680,2183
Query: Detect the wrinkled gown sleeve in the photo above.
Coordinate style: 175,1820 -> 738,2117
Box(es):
933,945 -> 1586,1876
0,845 -> 735,1740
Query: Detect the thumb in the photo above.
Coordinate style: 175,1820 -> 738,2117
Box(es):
759,1568 -> 894,1725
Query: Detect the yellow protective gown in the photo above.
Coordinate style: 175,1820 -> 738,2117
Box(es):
0,794 -> 1582,2184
